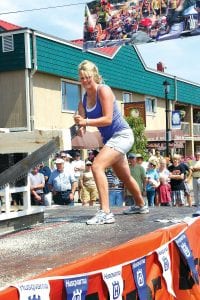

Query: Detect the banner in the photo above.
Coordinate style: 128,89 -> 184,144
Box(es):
83,0 -> 200,50
172,110 -> 181,130
64,276 -> 88,300
175,233 -> 199,284
16,279 -> 50,300
132,257 -> 148,300
102,265 -> 123,300
156,244 -> 176,297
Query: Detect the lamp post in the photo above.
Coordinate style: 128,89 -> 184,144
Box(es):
163,80 -> 171,157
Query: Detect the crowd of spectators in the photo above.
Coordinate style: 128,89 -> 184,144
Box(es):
28,148 -> 200,209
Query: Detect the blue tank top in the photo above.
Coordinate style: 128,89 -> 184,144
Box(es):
82,85 -> 130,144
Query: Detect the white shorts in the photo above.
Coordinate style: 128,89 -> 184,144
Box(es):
105,129 -> 134,155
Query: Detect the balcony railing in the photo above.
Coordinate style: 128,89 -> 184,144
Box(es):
181,122 -> 190,136
193,123 -> 200,136
180,122 -> 200,137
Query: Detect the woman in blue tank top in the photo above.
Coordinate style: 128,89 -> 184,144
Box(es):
74,60 -> 149,225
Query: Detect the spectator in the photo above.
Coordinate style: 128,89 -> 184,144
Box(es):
48,158 -> 77,205
158,158 -> 170,178
156,174 -> 171,206
189,151 -> 200,207
87,149 -> 99,162
135,153 -> 148,171
79,160 -> 98,206
155,149 -> 163,160
38,162 -> 51,194
106,167 -> 124,207
60,152 -> 74,174
50,152 -> 60,170
71,151 -> 85,202
146,159 -> 159,207
168,154 -> 185,207
125,153 -> 146,206
155,158 -> 170,206
29,166 -> 45,205
180,157 -> 193,207
39,161 -> 52,206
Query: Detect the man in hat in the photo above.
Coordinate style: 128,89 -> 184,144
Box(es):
60,152 -> 74,174
135,153 -> 148,171
125,153 -> 147,206
48,158 -> 77,205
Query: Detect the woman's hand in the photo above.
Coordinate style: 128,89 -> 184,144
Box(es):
74,114 -> 87,127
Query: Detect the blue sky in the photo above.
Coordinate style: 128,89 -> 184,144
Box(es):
0,0 -> 199,84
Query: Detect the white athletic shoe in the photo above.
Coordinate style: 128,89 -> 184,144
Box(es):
86,210 -> 115,225
123,205 -> 149,215
192,209 -> 200,217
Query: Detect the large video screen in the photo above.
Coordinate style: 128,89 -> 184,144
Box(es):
83,0 -> 200,50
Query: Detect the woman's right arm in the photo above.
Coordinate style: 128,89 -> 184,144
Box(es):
74,101 -> 86,136
77,101 -> 86,118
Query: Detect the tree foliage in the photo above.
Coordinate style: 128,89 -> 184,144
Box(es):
126,116 -> 148,159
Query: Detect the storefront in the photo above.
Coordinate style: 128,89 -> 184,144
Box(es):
145,129 -> 185,156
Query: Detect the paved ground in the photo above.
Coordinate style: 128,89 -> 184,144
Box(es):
0,204 -> 197,290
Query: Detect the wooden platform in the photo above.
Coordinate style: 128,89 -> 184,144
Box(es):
0,204 -> 197,290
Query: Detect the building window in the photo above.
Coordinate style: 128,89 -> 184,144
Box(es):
2,35 -> 14,52
61,81 -> 81,112
145,97 -> 157,114
123,92 -> 132,103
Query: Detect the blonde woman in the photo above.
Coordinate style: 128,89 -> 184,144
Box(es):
74,60 -> 149,225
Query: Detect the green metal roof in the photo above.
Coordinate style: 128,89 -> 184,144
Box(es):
35,35 -> 200,104
0,30 -> 199,105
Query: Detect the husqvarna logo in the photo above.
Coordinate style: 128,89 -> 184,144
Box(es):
162,255 -> 169,271
112,281 -> 120,299
181,242 -> 191,257
28,296 -> 41,300
72,289 -> 82,300
137,269 -> 144,287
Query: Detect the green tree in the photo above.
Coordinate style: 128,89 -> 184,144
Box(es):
126,115 -> 148,160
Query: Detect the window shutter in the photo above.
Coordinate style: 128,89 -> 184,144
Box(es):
2,35 -> 14,52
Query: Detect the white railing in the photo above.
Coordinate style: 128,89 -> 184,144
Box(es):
181,122 -> 190,136
0,176 -> 44,220
193,123 -> 200,136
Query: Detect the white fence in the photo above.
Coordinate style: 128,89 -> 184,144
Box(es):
0,176 -> 44,221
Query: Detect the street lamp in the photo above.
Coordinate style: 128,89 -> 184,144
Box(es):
163,80 -> 171,157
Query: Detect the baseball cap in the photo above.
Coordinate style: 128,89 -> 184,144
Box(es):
75,152 -> 80,156
149,159 -> 157,166
55,158 -> 64,164
128,153 -> 136,159
135,153 -> 143,158
85,160 -> 92,166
